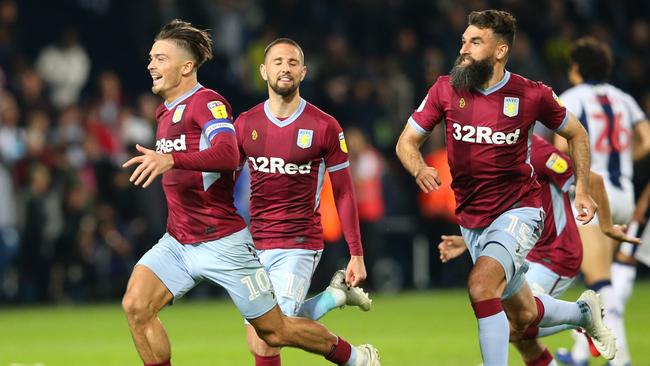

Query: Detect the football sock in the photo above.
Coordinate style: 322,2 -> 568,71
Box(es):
298,289 -> 343,320
525,348 -> 556,366
255,354 -> 281,366
535,293 -> 590,327
345,346 -> 358,366
472,298 -> 509,366
610,262 -> 637,365
324,336 -> 353,365
533,324 -> 576,338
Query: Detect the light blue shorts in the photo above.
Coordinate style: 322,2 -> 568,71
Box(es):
257,248 -> 323,316
461,207 -> 544,299
137,228 -> 277,319
525,261 -> 575,298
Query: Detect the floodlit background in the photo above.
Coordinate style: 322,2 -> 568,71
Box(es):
0,0 -> 649,365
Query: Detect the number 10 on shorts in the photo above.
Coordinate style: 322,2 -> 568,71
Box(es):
241,268 -> 273,300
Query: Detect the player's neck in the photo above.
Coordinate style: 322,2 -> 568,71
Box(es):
267,91 -> 301,118
164,77 -> 199,104
481,66 -> 506,90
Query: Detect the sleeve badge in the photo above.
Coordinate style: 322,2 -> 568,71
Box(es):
338,132 -> 348,153
546,152 -> 568,174
207,100 -> 228,119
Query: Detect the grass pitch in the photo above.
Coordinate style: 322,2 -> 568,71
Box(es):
1,281 -> 649,365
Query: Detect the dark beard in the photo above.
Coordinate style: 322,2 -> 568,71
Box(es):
269,79 -> 299,97
449,56 -> 494,90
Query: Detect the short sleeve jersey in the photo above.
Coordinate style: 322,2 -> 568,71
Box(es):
409,71 -> 568,228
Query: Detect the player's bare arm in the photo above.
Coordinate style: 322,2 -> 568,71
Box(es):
395,123 -> 441,193
589,171 -> 641,244
633,120 -> 650,161
123,144 -> 174,188
555,113 -> 597,223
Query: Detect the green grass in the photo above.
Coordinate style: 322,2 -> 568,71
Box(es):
1,281 -> 650,366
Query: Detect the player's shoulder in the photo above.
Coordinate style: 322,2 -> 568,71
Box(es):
300,100 -> 341,132
507,72 -> 549,91
235,102 -> 265,123
603,83 -> 635,101
192,86 -> 229,105
304,101 -> 336,122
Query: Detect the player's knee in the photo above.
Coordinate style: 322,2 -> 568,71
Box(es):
121,292 -> 155,323
467,274 -> 498,302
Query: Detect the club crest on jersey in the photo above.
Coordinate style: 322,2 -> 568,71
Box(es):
503,97 -> 519,117
297,129 -> 313,149
172,104 -> 186,123
207,100 -> 228,119
546,152 -> 568,173
252,129 -> 258,141
338,132 -> 348,153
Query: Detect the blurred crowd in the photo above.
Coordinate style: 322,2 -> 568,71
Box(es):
1,0 -> 650,303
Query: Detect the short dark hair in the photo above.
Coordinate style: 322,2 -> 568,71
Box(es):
264,38 -> 304,63
468,10 -> 517,48
155,19 -> 213,68
569,37 -> 613,82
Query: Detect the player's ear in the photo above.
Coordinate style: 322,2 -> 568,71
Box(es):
181,60 -> 195,76
300,65 -> 307,82
260,63 -> 268,81
495,43 -> 508,61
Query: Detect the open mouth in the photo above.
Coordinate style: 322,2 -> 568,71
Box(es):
151,74 -> 162,84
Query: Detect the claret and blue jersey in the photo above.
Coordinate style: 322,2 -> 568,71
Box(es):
154,83 -> 245,244
409,71 -> 568,229
235,98 -> 350,251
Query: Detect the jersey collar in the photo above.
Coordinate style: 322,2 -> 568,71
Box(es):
164,83 -> 203,110
263,98 -> 307,128
475,70 -> 511,96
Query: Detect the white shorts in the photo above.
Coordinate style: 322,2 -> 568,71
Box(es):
573,178 -> 634,226
461,206 -> 544,300
137,229 -> 277,319
525,261 -> 576,298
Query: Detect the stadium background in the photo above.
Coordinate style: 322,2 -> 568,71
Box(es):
1,0 -> 650,364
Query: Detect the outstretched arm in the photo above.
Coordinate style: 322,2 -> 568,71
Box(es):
438,235 -> 468,263
122,132 -> 239,188
589,172 -> 641,244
